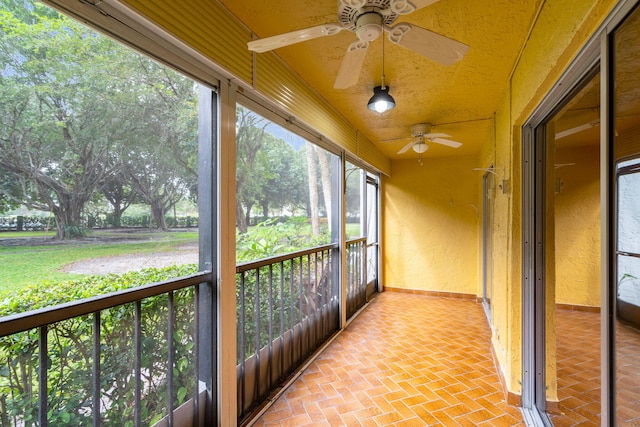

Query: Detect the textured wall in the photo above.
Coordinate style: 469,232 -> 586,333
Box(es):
383,0 -> 617,399
554,145 -> 601,307
382,155 -> 479,294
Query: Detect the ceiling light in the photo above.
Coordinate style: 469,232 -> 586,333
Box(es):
412,142 -> 428,153
367,34 -> 395,113
367,86 -> 396,113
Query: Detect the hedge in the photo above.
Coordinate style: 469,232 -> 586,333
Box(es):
0,265 -> 198,427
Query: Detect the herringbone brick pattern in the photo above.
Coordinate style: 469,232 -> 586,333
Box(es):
614,319 -> 640,425
252,292 -> 524,426
551,309 -> 601,426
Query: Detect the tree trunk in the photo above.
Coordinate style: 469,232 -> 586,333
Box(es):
316,147 -> 332,230
51,193 -> 86,239
306,143 -> 320,236
112,204 -> 123,228
236,203 -> 248,234
150,202 -> 167,230
245,201 -> 254,227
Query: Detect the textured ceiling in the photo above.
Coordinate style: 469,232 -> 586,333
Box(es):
219,0 -> 542,160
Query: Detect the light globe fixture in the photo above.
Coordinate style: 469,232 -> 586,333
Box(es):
412,142 -> 428,153
367,27 -> 395,113
367,85 -> 396,113
412,138 -> 428,166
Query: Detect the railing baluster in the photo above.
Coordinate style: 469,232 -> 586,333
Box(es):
323,249 -> 328,338
289,258 -> 295,370
319,250 -> 324,340
234,243 -> 344,423
279,261 -> 285,380
267,264 -> 274,388
298,255 -> 304,358
347,245 -> 352,316
39,325 -> 48,427
362,242 -> 366,304
0,273 -> 213,427
255,269 -> 261,402
306,253 -> 311,351
348,245 -> 353,315
135,301 -> 142,427
93,313 -> 101,427
193,285 -> 200,427
239,272 -> 246,416
313,252 -> 319,346
358,242 -> 363,306
168,291 -> 175,427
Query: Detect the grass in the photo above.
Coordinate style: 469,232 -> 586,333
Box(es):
0,231 -> 198,293
0,230 -> 56,238
0,222 -> 364,294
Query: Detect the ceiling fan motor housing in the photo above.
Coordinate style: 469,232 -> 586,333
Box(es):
411,123 -> 432,137
355,12 -> 384,41
339,0 -> 399,32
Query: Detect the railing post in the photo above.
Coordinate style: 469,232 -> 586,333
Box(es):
217,81 -> 238,426
197,83 -> 225,425
38,325 -> 48,427
93,313 -> 101,427
331,154 -> 346,328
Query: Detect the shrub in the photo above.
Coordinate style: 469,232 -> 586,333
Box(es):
0,264 -> 199,426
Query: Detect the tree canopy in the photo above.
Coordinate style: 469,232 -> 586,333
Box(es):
0,0 -> 356,242
235,107 -> 310,234
0,2 -> 196,237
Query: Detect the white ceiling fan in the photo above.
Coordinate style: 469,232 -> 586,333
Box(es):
555,120 -> 600,140
384,123 -> 463,154
247,0 -> 470,89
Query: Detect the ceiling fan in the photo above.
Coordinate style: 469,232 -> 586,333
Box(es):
555,120 -> 599,140
247,0 -> 470,89
384,123 -> 463,154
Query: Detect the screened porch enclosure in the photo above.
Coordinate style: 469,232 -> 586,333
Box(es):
0,7 -> 380,421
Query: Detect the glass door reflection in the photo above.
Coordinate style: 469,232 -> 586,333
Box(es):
612,4 -> 640,424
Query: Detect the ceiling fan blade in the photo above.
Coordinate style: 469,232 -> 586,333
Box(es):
555,121 -> 599,140
397,141 -> 416,154
380,137 -> 412,144
431,137 -> 462,148
424,132 -> 450,139
248,24 -> 343,53
387,23 -> 469,66
389,0 -> 440,15
334,41 -> 370,89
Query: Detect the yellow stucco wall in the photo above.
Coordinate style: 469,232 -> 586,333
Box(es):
383,0 -> 617,399
554,145 -> 601,307
382,156 -> 479,295
490,0 -> 616,397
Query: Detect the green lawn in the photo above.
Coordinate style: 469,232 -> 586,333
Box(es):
0,231 -> 198,293
0,230 -> 56,238
0,223 -> 364,294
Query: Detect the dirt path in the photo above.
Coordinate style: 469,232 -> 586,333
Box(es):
62,248 -> 198,275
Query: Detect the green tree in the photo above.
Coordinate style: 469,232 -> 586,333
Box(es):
0,3 -> 197,237
0,6 -> 127,237
236,106 -> 268,233
101,177 -> 138,228
0,169 -> 21,213
120,59 -> 197,230
256,135 -> 307,218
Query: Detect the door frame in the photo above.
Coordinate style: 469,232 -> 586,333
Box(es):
521,1 -> 638,425
482,167 -> 495,322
